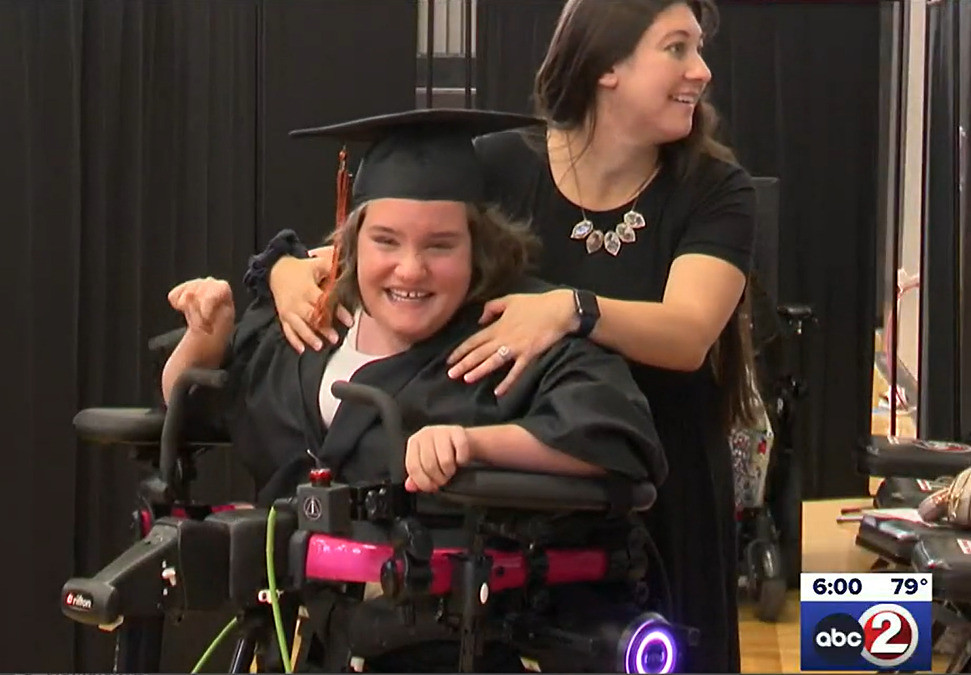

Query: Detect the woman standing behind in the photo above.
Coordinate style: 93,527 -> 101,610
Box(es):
255,2 -> 759,671
450,2 -> 759,672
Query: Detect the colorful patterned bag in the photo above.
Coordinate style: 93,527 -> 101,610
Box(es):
730,366 -> 775,511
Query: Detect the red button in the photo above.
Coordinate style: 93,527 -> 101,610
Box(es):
309,467 -> 332,486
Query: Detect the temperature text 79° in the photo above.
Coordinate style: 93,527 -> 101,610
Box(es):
891,577 -> 929,595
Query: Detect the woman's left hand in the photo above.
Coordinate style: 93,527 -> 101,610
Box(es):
447,289 -> 577,396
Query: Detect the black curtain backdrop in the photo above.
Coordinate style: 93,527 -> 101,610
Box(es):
920,0 -> 971,443
0,0 -> 416,671
475,0 -> 882,500
475,0 -> 564,116
0,2 -> 85,672
73,2 -> 261,670
258,1 -> 418,249
920,0 -> 960,441
706,1 -> 881,499
876,0 -> 904,330
960,0 -> 971,440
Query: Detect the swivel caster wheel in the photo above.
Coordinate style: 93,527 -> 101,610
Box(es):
745,539 -> 787,623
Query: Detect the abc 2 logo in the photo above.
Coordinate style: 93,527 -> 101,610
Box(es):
802,602 -> 931,671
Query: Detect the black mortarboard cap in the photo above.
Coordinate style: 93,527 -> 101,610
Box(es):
289,108 -> 544,206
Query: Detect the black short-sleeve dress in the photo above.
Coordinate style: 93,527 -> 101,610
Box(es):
475,129 -> 757,674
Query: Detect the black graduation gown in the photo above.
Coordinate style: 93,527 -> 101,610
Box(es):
474,129 -> 757,674
220,279 -> 667,508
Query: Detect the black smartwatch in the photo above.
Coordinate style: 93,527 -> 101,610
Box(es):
572,289 -> 600,337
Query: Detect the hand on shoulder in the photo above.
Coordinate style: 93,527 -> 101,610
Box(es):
268,248 -> 353,353
446,288 -> 578,396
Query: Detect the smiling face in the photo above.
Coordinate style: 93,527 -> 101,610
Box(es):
598,2 -> 712,145
355,198 -> 472,348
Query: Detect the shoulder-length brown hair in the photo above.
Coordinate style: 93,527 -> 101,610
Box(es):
533,0 -> 760,432
321,202 -> 540,321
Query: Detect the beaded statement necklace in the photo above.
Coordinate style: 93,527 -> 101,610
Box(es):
565,142 -> 661,256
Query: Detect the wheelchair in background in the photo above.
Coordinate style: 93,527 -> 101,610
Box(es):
855,435 -> 971,671
734,270 -> 815,623
60,332 -> 693,674
731,175 -> 813,623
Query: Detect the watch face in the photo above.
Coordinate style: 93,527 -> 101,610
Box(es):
573,290 -> 599,337
578,290 -> 599,318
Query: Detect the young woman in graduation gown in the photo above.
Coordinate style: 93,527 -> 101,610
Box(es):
254,3 -> 761,672
161,108 -> 667,519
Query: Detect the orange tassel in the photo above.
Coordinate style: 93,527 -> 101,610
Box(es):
309,147 -> 352,333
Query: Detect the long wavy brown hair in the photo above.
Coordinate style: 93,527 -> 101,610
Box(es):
320,201 -> 540,321
534,0 -> 760,433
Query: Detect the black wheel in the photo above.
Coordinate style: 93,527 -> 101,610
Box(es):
745,540 -> 787,623
766,447 -> 801,589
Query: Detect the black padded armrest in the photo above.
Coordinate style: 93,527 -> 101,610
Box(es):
438,468 -> 656,514
73,407 -> 231,447
858,434 -> 971,479
74,408 -> 167,445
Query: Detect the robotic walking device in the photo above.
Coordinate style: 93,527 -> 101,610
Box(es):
61,350 -> 694,673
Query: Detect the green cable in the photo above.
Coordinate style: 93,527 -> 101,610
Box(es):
191,504 -> 293,674
190,615 -> 239,673
267,505 -> 293,673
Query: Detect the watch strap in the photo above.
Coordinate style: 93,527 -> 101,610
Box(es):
572,289 -> 600,338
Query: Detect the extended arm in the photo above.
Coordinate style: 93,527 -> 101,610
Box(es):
161,278 -> 235,405
506,337 -> 666,481
403,336 -> 665,493
161,329 -> 233,404
584,166 -> 755,370
403,417 -> 605,493
587,254 -> 747,371
466,424 -> 604,475
446,165 -> 757,391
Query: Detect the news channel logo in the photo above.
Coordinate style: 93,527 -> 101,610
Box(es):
800,573 -> 932,671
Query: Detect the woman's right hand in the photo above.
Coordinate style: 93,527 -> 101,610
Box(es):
168,277 -> 236,336
269,246 -> 353,352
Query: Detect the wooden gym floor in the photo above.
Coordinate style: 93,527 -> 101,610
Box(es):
737,347 -> 921,673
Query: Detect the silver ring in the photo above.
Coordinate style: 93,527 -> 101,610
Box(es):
496,345 -> 512,361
